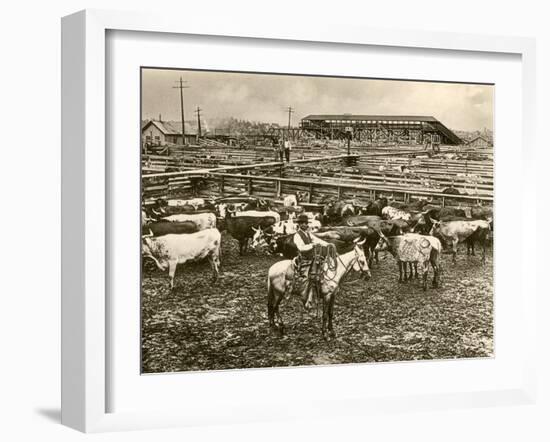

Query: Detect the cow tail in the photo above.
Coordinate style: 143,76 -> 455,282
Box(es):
267,275 -> 274,320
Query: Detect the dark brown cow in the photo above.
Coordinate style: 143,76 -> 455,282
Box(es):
225,215 -> 277,255
141,221 -> 198,237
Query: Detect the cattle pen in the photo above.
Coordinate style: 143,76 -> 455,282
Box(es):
142,149 -> 494,207
141,142 -> 494,373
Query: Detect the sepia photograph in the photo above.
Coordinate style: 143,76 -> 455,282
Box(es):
140,68 -> 494,374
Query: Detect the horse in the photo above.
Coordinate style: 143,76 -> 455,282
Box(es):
266,238 -> 370,340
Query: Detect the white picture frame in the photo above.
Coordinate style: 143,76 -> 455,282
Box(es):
61,9 -> 537,433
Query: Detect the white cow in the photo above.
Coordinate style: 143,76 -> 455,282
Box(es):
162,212 -> 216,230
167,198 -> 205,209
142,228 -> 221,290
141,210 -> 151,227
234,210 -> 281,223
382,206 -> 412,222
272,219 -> 298,235
283,194 -> 298,207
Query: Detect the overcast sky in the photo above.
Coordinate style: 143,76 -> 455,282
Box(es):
142,68 -> 493,131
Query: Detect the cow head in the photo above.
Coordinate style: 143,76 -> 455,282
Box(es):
251,227 -> 274,251
323,201 -> 334,216
429,218 -> 441,236
216,203 -> 227,218
378,197 -> 389,209
296,191 -> 309,203
258,199 -> 269,210
374,231 -> 392,253
341,203 -> 355,218
225,204 -> 238,217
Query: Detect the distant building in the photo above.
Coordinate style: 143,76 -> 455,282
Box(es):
300,114 -> 462,145
466,135 -> 492,148
141,120 -> 200,146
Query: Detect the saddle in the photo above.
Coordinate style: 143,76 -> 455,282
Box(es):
290,244 -> 337,304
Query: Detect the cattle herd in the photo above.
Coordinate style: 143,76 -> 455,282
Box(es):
141,193 -> 493,338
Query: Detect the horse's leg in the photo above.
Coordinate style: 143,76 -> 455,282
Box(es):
327,293 -> 336,339
267,280 -> 277,332
414,263 -> 419,279
168,259 -> 178,291
398,261 -> 403,283
321,295 -> 329,340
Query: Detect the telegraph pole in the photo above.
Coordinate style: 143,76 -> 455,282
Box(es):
286,106 -> 294,130
195,107 -> 203,138
285,106 -> 294,142
173,77 -> 190,145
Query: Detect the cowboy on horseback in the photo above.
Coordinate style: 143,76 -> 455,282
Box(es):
292,213 -> 329,309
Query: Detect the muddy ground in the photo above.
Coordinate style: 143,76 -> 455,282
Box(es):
141,232 -> 493,373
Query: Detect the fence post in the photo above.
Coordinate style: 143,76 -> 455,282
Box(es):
247,177 -> 253,195
220,175 -> 225,195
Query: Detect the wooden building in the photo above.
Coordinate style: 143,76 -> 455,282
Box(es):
141,120 -> 198,146
466,135 -> 492,148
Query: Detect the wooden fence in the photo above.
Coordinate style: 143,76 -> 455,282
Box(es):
200,173 -> 492,207
141,152 -> 493,206
141,155 -> 356,201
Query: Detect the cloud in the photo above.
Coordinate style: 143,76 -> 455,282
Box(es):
142,69 -> 493,131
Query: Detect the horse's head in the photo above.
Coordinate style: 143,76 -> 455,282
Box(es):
352,237 -> 371,279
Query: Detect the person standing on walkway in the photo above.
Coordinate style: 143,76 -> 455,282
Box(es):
284,138 -> 292,163
272,137 -> 280,161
